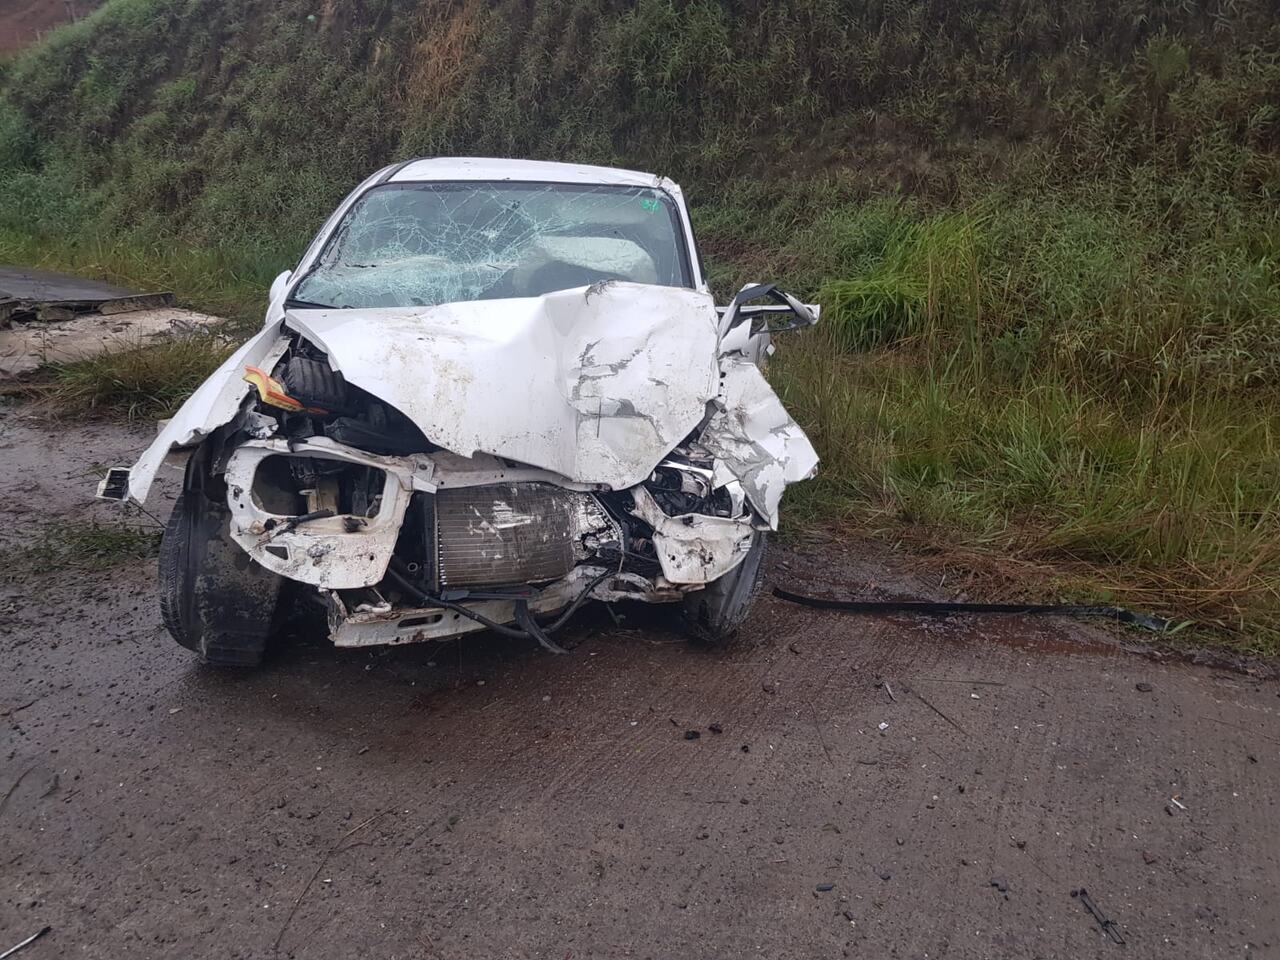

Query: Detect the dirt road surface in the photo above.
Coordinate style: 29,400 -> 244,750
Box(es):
2,412 -> 1277,959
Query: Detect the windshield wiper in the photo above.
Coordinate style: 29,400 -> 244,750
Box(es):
284,296 -> 337,310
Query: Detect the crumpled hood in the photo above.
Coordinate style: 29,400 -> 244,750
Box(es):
126,281 -> 818,528
288,282 -> 720,489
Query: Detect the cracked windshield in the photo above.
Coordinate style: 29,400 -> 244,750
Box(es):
293,182 -> 691,308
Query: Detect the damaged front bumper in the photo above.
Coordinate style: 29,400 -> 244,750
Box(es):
212,431 -> 765,647
325,566 -> 681,648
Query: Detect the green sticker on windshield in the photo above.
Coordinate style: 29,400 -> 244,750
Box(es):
639,197 -> 660,213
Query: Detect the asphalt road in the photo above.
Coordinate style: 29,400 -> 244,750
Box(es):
0,266 -> 138,303
2,414 -> 1278,959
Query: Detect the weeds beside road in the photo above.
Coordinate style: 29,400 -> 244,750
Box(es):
765,197 -> 1280,654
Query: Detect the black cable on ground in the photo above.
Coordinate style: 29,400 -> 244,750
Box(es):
772,587 -> 1173,633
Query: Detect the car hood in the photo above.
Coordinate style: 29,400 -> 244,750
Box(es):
287,282 -> 720,488
126,281 -> 817,526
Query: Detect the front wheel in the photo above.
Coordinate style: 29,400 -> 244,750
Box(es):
159,485 -> 285,667
680,531 -> 767,645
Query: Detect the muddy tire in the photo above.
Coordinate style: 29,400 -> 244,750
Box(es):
159,488 -> 284,667
680,531 -> 767,646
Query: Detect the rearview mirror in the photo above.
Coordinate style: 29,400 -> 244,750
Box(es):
269,270 -> 293,305
717,283 -> 819,340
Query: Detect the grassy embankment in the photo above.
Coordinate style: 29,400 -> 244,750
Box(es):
1,0 -> 1277,648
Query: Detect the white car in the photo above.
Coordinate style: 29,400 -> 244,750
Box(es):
102,158 -> 819,666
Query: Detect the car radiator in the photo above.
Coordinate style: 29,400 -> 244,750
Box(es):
434,482 -> 617,587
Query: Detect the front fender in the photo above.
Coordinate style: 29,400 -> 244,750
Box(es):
126,325 -> 289,504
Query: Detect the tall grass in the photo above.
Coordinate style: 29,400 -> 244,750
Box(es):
43,334 -> 234,420
771,197 -> 1280,650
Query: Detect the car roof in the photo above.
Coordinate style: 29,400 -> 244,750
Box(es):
386,157 -> 666,189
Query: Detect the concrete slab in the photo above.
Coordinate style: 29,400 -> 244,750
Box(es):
0,266 -> 214,376
0,265 -> 140,302
0,266 -> 176,326
0,305 -> 221,377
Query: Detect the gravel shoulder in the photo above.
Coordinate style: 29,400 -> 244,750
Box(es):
2,411 -> 1278,959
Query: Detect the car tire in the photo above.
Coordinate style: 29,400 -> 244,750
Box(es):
159,488 -> 284,667
680,531 -> 767,645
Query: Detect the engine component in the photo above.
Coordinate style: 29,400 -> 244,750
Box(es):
434,483 -> 618,588
281,356 -> 351,412
324,415 -> 429,456
243,365 -> 320,413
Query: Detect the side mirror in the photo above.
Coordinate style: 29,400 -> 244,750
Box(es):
269,270 -> 293,305
717,283 -> 819,341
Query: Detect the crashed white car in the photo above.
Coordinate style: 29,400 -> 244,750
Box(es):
101,158 -> 818,666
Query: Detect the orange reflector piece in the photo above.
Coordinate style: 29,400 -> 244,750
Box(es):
243,365 -> 328,414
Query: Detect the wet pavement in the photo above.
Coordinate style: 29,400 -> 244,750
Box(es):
0,266 -> 139,303
2,413 -> 1278,959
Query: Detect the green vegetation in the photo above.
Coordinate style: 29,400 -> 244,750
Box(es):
1,521 -> 160,578
1,0 -> 1277,649
38,335 -> 234,420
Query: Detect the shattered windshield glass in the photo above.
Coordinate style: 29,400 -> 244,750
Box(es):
293,181 -> 692,309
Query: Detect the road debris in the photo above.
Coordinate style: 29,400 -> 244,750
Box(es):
0,765 -> 39,817
907,686 -> 969,737
1071,888 -> 1125,945
708,722 -> 723,734
0,927 -> 51,960
816,883 -> 835,892
1170,795 -> 1187,810
1136,682 -> 1154,692
274,810 -> 388,952
877,721 -> 889,732
683,730 -> 701,741
990,876 -> 1009,896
